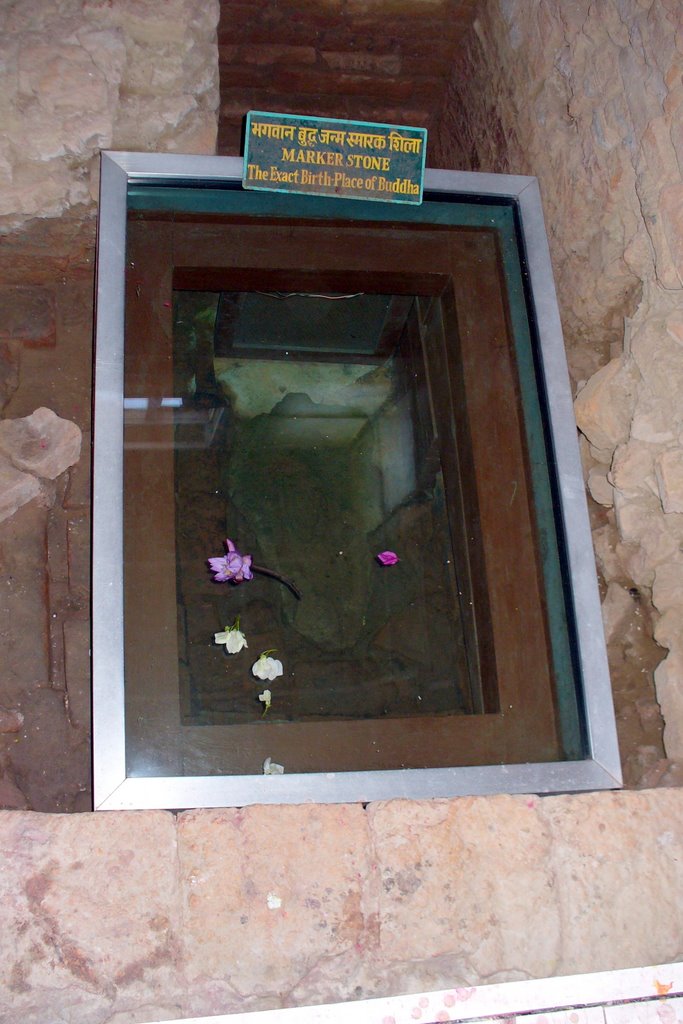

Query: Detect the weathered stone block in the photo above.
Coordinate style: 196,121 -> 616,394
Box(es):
587,463 -> 614,506
368,796 -> 560,980
591,520 -> 626,581
539,790 -> 683,973
0,0 -> 218,231
659,183 -> 683,288
652,559 -> 683,616
0,454 -> 40,523
0,407 -> 81,480
610,440 -> 659,499
630,392 -> 678,444
0,810 -> 182,1020
656,646 -> 683,758
602,581 -> 635,644
631,317 -> 683,412
655,448 -> 683,514
574,357 -> 639,456
177,804 -> 372,1013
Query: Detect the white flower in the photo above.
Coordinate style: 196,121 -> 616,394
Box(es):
258,688 -> 272,713
263,757 -> 284,775
214,618 -> 248,654
252,652 -> 283,681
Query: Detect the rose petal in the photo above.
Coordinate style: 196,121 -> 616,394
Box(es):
376,550 -> 399,566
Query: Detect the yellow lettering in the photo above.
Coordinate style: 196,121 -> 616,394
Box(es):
346,154 -> 390,171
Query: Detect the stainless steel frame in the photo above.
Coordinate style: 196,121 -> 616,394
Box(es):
92,151 -> 621,810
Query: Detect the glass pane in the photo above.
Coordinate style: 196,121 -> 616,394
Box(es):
118,186 -> 587,783
169,288 -> 479,728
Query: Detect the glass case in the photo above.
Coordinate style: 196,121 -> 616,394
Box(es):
92,153 -> 621,808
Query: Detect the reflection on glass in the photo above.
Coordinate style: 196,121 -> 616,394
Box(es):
118,193 -> 587,783
161,289 -> 482,726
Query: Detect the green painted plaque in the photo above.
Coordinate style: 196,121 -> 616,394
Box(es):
243,111 -> 427,205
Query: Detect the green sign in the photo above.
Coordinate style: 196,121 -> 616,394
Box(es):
243,111 -> 427,205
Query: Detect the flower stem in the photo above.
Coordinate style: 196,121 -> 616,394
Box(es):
252,564 -> 302,600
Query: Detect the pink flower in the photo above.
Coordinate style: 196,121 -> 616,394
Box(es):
208,538 -> 253,583
376,550 -> 399,566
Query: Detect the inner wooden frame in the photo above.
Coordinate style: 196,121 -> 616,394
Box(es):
123,211 -> 561,777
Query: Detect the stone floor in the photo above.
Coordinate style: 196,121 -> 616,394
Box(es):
0,216 -> 678,812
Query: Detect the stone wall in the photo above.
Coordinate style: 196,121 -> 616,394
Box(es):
0,0 -> 220,812
434,0 -> 683,763
0,0 -> 220,233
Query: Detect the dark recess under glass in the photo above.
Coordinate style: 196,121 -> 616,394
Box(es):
169,288 -> 485,727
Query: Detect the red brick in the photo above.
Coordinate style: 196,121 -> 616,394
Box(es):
262,67 -> 423,102
219,63 -> 275,89
321,50 -> 402,75
399,51 -> 454,76
354,105 -> 433,130
218,129 -> 244,156
220,88 -> 342,118
220,9 -> 344,45
0,341 -> 20,412
245,43 -> 318,65
63,616 -> 91,732
48,578 -> 68,691
47,508 -> 69,585
66,512 -> 90,604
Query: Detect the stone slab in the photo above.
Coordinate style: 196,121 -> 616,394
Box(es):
537,790 -> 683,975
655,448 -> 683,514
367,795 -> 560,984
574,357 -> 639,456
0,810 -> 182,1023
177,803 -> 373,1015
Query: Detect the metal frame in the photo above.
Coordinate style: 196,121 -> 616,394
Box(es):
92,151 -> 621,810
